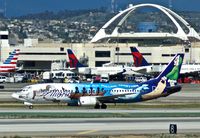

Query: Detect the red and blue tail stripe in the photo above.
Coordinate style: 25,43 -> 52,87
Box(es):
3,49 -> 19,65
67,49 -> 86,68
130,47 -> 150,67
0,49 -> 20,72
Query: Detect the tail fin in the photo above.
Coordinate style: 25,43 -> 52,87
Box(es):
130,47 -> 150,67
156,53 -> 184,87
67,49 -> 86,68
0,49 -> 20,72
3,49 -> 20,66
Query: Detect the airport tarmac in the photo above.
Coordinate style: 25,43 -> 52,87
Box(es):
0,108 -> 200,113
0,117 -> 200,136
0,83 -> 200,136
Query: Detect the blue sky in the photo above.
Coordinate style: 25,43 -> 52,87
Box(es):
0,0 -> 199,17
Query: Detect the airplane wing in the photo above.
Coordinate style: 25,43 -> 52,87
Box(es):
96,93 -> 134,103
122,70 -> 143,75
133,68 -> 148,74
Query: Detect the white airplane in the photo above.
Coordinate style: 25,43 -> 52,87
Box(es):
67,48 -> 152,75
133,47 -> 200,74
180,64 -> 200,74
12,53 -> 184,109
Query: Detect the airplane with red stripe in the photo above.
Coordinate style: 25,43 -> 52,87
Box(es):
0,49 -> 20,72
67,49 -> 152,75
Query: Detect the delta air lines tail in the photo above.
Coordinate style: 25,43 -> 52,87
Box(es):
0,49 -> 20,72
130,47 -> 150,67
67,49 -> 86,68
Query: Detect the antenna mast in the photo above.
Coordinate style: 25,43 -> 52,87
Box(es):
169,0 -> 173,10
4,0 -> 6,18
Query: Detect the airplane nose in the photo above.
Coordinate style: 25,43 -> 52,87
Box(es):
12,93 -> 19,99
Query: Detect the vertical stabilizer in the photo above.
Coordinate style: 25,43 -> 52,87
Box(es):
0,49 -> 20,72
130,47 -> 150,67
67,49 -> 86,68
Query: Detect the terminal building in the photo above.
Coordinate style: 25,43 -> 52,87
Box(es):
0,4 -> 200,73
1,36 -> 200,72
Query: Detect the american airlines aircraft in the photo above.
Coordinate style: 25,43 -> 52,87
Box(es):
0,49 -> 20,73
12,53 -> 184,109
67,49 -> 152,75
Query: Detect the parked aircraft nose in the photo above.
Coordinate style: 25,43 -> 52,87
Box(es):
12,93 -> 19,100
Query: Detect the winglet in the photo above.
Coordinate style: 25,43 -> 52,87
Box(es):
130,47 -> 150,67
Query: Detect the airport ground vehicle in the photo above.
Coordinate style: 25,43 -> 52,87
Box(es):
0,76 -> 7,83
43,70 -> 77,81
134,76 -> 147,83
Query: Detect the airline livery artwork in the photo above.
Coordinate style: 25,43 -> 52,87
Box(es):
141,54 -> 183,100
0,49 -> 20,73
130,47 -> 150,67
67,49 -> 86,68
12,53 -> 184,109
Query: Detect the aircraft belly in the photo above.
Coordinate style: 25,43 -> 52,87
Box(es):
102,94 -> 141,103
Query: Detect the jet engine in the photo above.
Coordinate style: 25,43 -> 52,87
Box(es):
79,96 -> 97,105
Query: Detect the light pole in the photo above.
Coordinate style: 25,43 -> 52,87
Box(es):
116,47 -> 119,65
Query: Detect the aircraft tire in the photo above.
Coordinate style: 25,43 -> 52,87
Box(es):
101,103 -> 107,109
94,103 -> 100,109
29,105 -> 33,109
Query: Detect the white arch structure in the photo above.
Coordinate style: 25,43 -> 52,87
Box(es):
91,3 -> 200,43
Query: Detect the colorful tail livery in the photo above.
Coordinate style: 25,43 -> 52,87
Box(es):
12,53 -> 184,109
130,47 -> 150,67
141,53 -> 184,100
0,49 -> 20,72
67,49 -> 86,68
156,53 -> 184,83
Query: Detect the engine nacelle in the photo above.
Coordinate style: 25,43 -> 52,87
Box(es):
79,68 -> 91,74
79,96 -> 97,105
24,102 -> 33,106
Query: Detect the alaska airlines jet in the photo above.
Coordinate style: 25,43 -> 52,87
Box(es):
12,53 -> 184,109
0,49 -> 20,73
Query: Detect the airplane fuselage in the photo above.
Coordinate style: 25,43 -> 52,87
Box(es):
180,64 -> 200,74
12,76 -> 179,106
12,83 -> 143,103
77,65 -> 152,75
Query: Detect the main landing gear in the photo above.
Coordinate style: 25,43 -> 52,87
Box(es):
94,103 -> 107,109
28,105 -> 33,109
